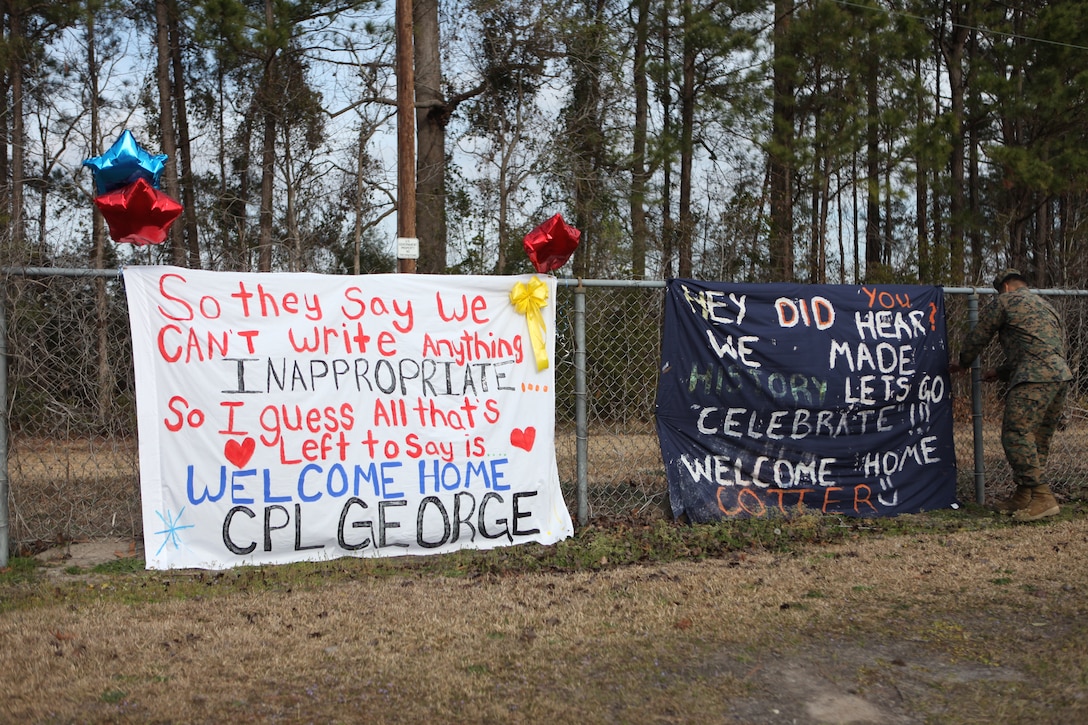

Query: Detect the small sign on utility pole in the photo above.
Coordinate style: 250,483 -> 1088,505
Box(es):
397,237 -> 420,260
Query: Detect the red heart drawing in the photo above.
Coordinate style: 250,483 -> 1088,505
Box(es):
510,427 -> 536,452
224,437 -> 256,468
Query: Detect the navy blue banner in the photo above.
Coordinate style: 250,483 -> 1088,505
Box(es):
655,280 -> 958,521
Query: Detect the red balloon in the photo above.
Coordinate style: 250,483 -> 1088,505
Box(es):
523,213 -> 580,273
94,177 -> 183,246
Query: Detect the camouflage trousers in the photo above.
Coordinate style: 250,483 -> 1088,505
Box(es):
1001,381 -> 1070,488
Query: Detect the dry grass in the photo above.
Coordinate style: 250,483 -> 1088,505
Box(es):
5,423 -> 1088,722
10,437 -> 138,481
4,512 -> 1088,723
7,437 -> 141,547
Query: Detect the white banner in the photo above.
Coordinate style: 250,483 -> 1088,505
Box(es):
124,266 -> 573,569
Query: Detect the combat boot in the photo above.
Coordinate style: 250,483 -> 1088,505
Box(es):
991,486 -> 1032,514
1012,484 -> 1060,522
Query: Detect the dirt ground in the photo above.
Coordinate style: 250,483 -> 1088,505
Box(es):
5,519 -> 1088,724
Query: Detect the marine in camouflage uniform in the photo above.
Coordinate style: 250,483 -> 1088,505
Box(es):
954,269 -> 1072,521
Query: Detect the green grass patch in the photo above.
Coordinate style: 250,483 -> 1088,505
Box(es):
0,556 -> 40,584
93,557 -> 146,575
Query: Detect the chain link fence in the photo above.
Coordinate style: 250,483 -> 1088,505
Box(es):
3,271 -> 1088,556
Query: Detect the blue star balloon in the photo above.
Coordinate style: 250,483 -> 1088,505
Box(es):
82,130 -> 168,195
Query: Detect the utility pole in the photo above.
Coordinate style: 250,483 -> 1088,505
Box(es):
395,0 -> 418,273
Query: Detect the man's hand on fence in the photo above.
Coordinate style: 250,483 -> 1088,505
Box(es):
948,362 -> 998,381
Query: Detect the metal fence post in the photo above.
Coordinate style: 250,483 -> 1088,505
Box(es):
0,295 -> 8,567
967,291 -> 986,504
574,282 -> 589,526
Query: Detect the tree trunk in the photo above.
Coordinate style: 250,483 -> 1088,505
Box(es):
1056,194 -> 1070,286
836,167 -> 845,283
809,126 -> 825,283
818,155 -> 829,283
155,0 -> 184,266
494,139 -> 509,275
1034,198 -> 1051,286
677,0 -> 695,278
353,124 -> 367,274
943,2 -> 968,284
86,5 -> 113,424
0,0 -> 8,226
167,0 -> 200,267
258,102 -> 276,272
965,21 -> 982,285
414,0 -> 446,273
630,0 -> 650,279
395,0 -> 416,273
35,119 -> 47,256
569,0 -> 606,278
660,0 -> 674,278
864,43 -> 881,282
10,4 -> 25,260
852,149 -> 860,280
931,60 -> 944,282
233,98 -> 253,270
257,0 -> 276,272
914,57 -> 929,282
768,0 -> 794,282
808,69 -> 823,284
282,126 -> 299,271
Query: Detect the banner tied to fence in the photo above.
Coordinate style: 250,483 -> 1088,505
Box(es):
655,280 -> 959,521
124,266 -> 574,570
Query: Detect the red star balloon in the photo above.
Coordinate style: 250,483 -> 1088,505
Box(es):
94,177 -> 183,246
523,213 -> 581,273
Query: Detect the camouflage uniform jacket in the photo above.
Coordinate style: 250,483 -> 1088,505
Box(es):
957,287 -> 1073,386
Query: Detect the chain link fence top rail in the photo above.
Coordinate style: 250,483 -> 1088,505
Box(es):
4,270 -> 1088,553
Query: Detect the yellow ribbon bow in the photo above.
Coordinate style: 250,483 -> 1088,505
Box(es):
510,276 -> 550,372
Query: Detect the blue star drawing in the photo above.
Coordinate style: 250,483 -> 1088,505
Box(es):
154,507 -> 195,556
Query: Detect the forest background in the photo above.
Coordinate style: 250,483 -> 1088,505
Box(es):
0,0 -> 1085,286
